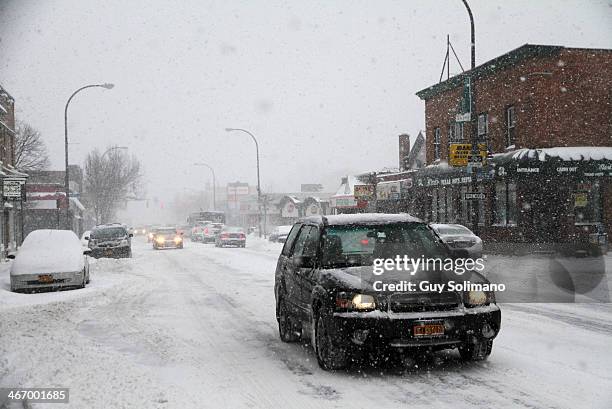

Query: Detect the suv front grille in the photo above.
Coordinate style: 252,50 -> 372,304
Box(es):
388,291 -> 460,313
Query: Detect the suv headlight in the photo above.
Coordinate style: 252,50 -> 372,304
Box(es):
465,290 -> 494,307
120,238 -> 129,246
336,292 -> 376,311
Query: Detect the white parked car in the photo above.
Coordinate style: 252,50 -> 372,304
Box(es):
9,229 -> 91,292
430,223 -> 483,258
269,225 -> 293,243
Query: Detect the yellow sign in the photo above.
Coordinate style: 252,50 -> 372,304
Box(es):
574,193 -> 588,208
449,143 -> 487,167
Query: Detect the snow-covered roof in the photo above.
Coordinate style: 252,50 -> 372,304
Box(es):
500,147 -> 612,162
332,175 -> 360,198
324,213 -> 422,226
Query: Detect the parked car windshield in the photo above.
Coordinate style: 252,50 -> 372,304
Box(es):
90,227 -> 127,239
321,222 -> 448,268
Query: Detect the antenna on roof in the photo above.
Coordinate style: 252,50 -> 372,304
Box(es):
439,35 -> 466,83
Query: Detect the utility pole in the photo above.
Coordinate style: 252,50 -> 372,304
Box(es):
461,0 -> 480,236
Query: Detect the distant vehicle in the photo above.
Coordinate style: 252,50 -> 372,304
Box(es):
187,211 -> 225,226
191,221 -> 211,242
275,214 -> 500,370
88,224 -> 133,258
152,227 -> 184,250
9,230 -> 91,292
202,222 -> 224,243
215,226 -> 246,248
81,230 -> 91,247
430,223 -> 483,258
269,225 -> 293,243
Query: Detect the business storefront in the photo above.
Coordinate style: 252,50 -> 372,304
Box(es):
377,147 -> 612,254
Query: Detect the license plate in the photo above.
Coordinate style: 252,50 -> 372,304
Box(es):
105,249 -> 113,256
413,323 -> 444,337
38,274 -> 54,283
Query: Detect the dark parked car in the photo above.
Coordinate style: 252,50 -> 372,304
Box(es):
274,214 -> 501,370
88,224 -> 133,258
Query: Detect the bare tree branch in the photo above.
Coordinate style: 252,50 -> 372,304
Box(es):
14,120 -> 50,171
83,148 -> 143,224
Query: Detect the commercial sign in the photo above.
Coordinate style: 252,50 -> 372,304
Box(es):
449,143 -> 487,167
2,178 -> 26,200
377,181 -> 401,200
354,184 -> 374,199
464,192 -> 486,200
227,182 -> 249,199
332,196 -> 358,208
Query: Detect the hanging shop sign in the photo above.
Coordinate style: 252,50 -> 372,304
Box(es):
354,184 -> 374,199
449,143 -> 487,167
2,178 -> 26,200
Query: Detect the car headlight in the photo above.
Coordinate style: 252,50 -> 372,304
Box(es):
174,236 -> 182,243
465,290 -> 494,306
336,292 -> 376,311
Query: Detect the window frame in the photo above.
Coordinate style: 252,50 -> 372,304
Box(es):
477,112 -> 488,138
433,127 -> 441,160
506,105 -> 516,147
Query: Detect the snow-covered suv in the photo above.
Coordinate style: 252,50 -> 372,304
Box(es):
274,214 -> 501,370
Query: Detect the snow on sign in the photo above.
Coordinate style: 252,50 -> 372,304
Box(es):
464,192 -> 486,200
2,178 -> 25,199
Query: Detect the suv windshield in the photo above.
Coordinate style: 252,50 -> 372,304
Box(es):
90,227 -> 127,240
322,223 -> 448,268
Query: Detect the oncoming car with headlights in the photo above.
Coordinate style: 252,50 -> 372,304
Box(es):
274,214 -> 501,370
152,227 -> 184,249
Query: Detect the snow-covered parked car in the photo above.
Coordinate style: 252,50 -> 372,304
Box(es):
9,229 -> 91,292
269,225 -> 292,243
430,223 -> 483,258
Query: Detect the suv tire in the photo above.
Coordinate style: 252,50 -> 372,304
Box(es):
315,313 -> 349,370
459,339 -> 493,361
278,297 -> 300,342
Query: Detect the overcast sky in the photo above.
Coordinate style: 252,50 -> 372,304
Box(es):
1,0 -> 611,199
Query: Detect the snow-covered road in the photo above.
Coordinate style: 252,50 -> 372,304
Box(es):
1,238 -> 611,409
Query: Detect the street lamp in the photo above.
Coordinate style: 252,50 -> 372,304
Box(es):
460,0 -> 480,235
224,127 -> 262,237
64,83 -> 114,230
101,145 -> 128,160
194,162 -> 217,210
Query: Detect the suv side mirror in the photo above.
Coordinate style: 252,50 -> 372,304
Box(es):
83,248 -> 92,256
294,255 -> 315,269
84,236 -> 89,241
129,233 -> 134,238
7,253 -> 16,260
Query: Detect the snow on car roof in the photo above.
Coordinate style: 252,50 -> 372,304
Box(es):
302,213 -> 423,226
11,229 -> 84,276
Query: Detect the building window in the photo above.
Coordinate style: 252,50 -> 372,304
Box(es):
506,106 -> 516,147
433,127 -> 441,160
431,189 -> 438,222
494,181 -> 517,225
463,185 -> 485,226
448,122 -> 464,144
574,182 -> 602,224
478,113 -> 488,139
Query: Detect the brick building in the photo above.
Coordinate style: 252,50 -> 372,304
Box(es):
0,84 -> 28,254
407,44 -> 612,253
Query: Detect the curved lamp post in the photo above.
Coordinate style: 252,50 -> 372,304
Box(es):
64,83 -> 114,230
194,162 -> 217,210
224,127 -> 262,237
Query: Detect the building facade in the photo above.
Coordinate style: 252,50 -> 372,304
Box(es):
0,84 -> 28,255
411,44 -> 612,253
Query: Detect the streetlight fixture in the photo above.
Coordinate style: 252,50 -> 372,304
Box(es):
101,145 -> 128,160
64,83 -> 114,230
224,127 -> 262,237
194,162 -> 217,210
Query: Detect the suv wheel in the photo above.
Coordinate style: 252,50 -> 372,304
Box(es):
459,339 -> 493,361
278,298 -> 300,342
315,313 -> 349,370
